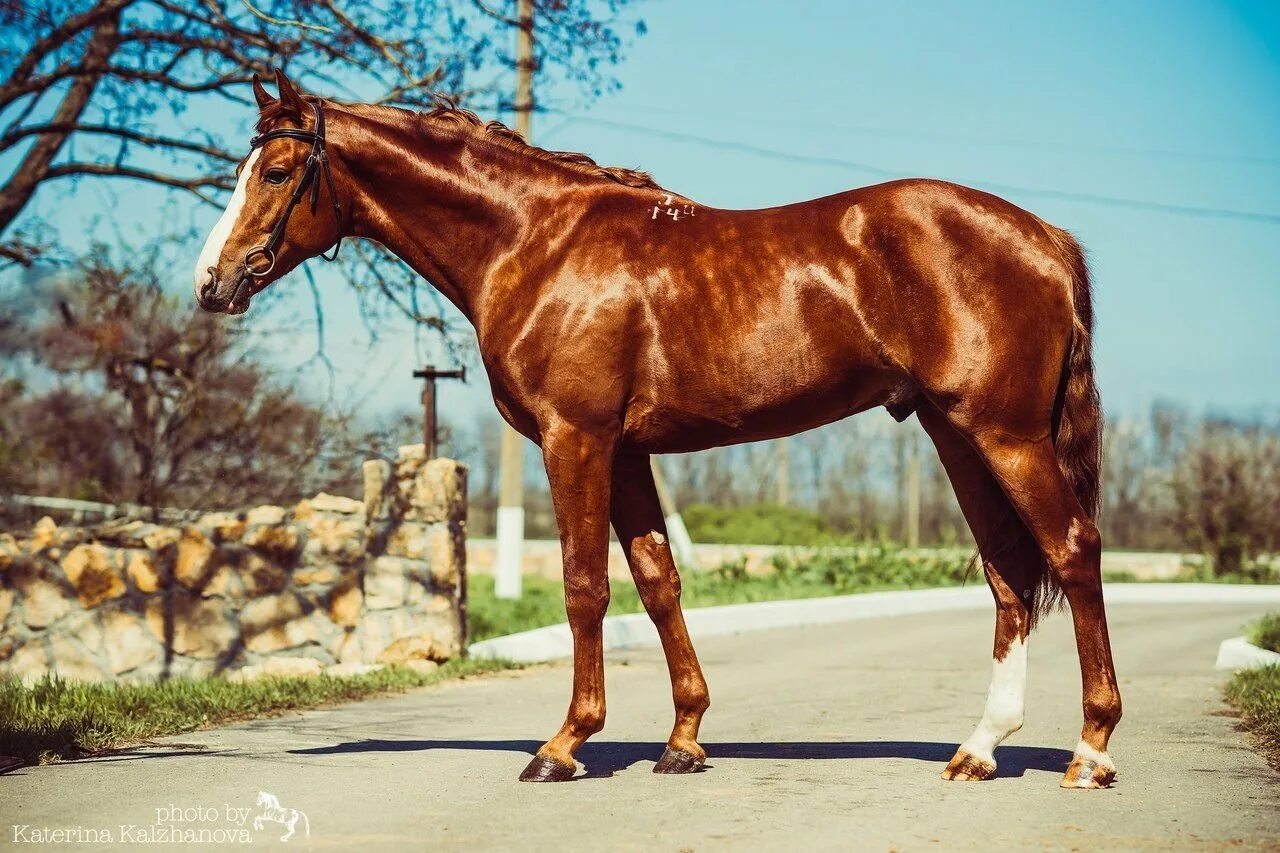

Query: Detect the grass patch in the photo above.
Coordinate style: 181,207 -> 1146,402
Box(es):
1248,613 -> 1280,654
1224,665 -> 1280,771
0,657 -> 516,767
680,503 -> 839,546
468,544 -> 975,641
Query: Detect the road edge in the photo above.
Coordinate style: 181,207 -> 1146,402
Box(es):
469,583 -> 1280,663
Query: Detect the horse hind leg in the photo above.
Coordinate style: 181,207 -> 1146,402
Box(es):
920,406 -> 1036,781
945,410 -> 1121,789
610,453 -> 710,773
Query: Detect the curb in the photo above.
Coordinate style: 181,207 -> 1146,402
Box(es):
469,582 -> 1280,664
1215,636 -> 1280,671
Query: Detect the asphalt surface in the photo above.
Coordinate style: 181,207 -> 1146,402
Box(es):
4,602 -> 1278,851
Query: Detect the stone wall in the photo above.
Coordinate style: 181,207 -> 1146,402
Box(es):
0,446 -> 466,683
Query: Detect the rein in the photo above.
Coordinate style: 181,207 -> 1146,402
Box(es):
242,100 -> 343,280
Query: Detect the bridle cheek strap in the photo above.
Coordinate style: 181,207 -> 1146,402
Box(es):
244,100 -> 343,278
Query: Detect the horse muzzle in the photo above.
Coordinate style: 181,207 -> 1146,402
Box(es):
196,267 -> 254,315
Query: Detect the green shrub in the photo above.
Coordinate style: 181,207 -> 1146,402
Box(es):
1249,613 -> 1280,654
680,503 -> 837,545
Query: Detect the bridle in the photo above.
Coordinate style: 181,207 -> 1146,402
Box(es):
241,99 -> 343,280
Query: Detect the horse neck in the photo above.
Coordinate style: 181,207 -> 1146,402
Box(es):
339,114 -> 581,325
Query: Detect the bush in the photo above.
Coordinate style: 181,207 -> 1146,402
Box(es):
680,503 -> 837,546
1250,613 -> 1280,654
769,544 -> 974,592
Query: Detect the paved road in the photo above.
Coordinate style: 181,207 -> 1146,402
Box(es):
5,603 -> 1278,851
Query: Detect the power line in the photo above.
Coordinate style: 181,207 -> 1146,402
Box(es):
552,112 -> 1280,225
578,102 -> 1280,170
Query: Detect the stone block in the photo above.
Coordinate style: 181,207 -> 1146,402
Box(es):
74,613 -> 103,653
144,593 -> 235,660
0,533 -> 18,570
404,659 -> 440,676
362,459 -> 392,521
203,564 -> 246,599
31,517 -> 58,551
302,515 -> 365,565
245,505 -> 286,526
263,656 -> 323,678
61,544 -> 126,608
309,493 -> 364,515
331,630 -> 364,664
428,526 -> 461,588
22,578 -> 71,628
325,662 -> 383,678
142,526 -> 181,551
376,634 -> 452,664
385,522 -> 428,560
240,593 -> 315,653
402,459 -> 466,523
4,641 -> 48,683
364,556 -> 407,609
243,524 -> 301,562
101,611 -> 159,674
126,551 -> 161,594
328,572 -> 362,627
49,636 -> 107,682
293,565 -> 339,587
240,554 -> 288,596
175,528 -> 217,590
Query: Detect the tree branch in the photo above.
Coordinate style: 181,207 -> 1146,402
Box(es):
239,0 -> 333,33
44,162 -> 232,205
0,122 -> 237,161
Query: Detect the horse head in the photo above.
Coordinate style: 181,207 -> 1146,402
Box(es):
194,69 -> 348,315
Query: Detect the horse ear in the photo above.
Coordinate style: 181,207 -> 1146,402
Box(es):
273,68 -> 306,119
252,73 -> 276,111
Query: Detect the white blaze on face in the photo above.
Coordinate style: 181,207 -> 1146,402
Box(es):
959,635 -> 1028,764
193,148 -> 261,293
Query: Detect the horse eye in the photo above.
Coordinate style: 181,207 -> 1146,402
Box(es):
263,168 -> 289,185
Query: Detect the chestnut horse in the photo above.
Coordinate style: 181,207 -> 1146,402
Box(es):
195,71 -> 1120,788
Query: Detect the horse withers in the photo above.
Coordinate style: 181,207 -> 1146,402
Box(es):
195,70 -> 1120,788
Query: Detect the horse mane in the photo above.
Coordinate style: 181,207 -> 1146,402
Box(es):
260,95 -> 660,190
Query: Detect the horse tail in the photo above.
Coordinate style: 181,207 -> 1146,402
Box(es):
301,812 -> 311,836
1033,222 -> 1103,620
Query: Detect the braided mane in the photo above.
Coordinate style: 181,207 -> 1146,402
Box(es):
259,95 -> 660,190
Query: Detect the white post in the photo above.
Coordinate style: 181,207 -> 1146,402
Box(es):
650,458 -> 698,569
494,0 -> 536,601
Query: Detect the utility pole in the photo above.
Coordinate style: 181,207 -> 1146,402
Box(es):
775,438 -> 790,506
412,365 -> 465,459
904,430 -> 920,549
494,0 -> 535,601
651,458 -> 698,569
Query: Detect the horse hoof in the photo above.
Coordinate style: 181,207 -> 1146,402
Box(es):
653,747 -> 705,774
519,755 -> 576,782
1060,754 -> 1116,789
940,749 -> 996,782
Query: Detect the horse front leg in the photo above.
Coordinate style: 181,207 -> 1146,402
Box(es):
519,420 -> 617,782
610,452 -> 710,773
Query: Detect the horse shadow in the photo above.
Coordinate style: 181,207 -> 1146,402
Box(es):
288,739 -> 1073,780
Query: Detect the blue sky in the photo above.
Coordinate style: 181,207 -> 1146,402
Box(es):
10,0 -> 1280,426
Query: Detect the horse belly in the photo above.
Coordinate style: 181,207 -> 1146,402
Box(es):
622,357 -> 906,453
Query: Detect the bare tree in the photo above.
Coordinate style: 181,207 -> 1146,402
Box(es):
1169,419 -> 1280,575
0,246 -> 374,510
0,0 -> 646,313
